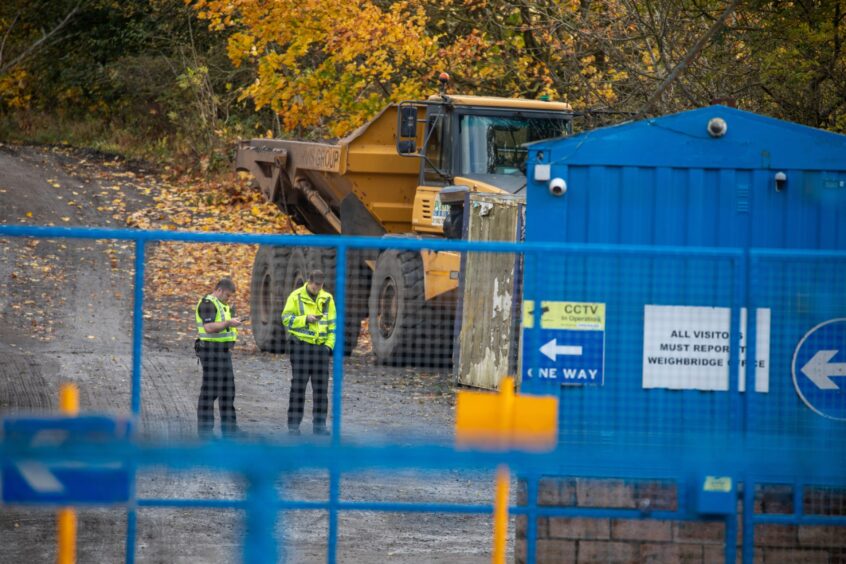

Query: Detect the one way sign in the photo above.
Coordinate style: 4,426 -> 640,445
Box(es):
2,415 -> 131,505
792,318 -> 846,421
522,301 -> 606,386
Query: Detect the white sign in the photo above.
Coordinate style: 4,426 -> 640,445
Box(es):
642,305 -> 771,391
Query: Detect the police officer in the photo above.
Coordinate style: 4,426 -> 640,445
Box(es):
195,277 -> 244,439
281,270 -> 336,435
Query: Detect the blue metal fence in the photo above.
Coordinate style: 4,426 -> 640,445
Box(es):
1,225 -> 845,564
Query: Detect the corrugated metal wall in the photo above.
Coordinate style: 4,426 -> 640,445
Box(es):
528,165 -> 846,249
521,106 -> 846,449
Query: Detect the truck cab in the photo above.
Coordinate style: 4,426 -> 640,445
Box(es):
397,95 -> 573,236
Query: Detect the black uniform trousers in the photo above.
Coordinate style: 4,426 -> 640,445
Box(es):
287,339 -> 330,431
197,342 -> 237,437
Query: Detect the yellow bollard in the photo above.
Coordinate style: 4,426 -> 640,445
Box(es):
492,377 -> 515,564
57,509 -> 76,564
59,383 -> 79,416
455,375 -> 557,564
493,464 -> 510,564
58,383 -> 79,564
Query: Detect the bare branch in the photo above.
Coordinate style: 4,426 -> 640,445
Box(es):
636,0 -> 739,118
0,13 -> 21,68
0,1 -> 83,75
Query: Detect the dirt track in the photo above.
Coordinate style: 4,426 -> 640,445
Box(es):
0,144 -> 509,563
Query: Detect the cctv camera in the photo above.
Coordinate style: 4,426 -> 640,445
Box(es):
707,117 -> 728,138
549,177 -> 567,197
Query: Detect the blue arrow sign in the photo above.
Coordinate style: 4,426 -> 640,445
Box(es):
522,301 -> 606,386
792,318 -> 846,421
523,328 -> 605,385
2,415 -> 131,505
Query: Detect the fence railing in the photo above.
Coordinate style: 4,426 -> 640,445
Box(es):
1,225 -> 844,564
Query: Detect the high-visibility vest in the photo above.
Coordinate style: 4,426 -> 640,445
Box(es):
281,283 -> 336,349
195,295 -> 238,342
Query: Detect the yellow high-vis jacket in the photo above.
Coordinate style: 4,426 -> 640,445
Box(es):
281,283 -> 336,350
196,295 -> 237,343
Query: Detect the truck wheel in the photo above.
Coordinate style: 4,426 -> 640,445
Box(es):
250,246 -> 289,352
369,250 -> 425,365
286,247 -> 309,291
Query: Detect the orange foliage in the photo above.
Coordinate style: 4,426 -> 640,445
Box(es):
129,171 -> 305,326
190,0 -> 497,137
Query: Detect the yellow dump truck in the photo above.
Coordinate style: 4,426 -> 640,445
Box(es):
236,88 -> 572,364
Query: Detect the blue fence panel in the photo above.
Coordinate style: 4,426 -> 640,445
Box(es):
522,246 -> 743,449
0,225 -> 844,564
747,250 -> 846,447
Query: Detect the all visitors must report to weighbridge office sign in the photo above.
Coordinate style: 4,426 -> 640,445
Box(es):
643,305 -> 771,392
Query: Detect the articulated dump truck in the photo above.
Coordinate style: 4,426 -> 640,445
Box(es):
236,91 -> 572,365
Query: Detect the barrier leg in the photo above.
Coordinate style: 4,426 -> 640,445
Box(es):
493,378 -> 515,564
493,465 -> 510,564
57,383 -> 79,564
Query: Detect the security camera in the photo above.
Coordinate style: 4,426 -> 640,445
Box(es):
549,177 -> 567,197
774,171 -> 787,192
707,117 -> 728,138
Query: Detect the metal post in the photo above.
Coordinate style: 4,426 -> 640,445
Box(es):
493,466 -> 510,564
525,475 -> 539,564
57,384 -> 79,564
331,242 -> 346,438
740,252 -> 756,564
243,470 -> 279,564
130,239 -> 146,417
327,242 -> 347,564
493,377 -> 515,564
327,467 -> 340,564
126,238 -> 146,564
742,474 -> 755,563
724,510 -> 737,564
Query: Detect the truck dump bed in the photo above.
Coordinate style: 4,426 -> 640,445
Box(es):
235,105 -> 421,235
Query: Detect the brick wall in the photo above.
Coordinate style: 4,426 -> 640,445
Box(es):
515,478 -> 846,563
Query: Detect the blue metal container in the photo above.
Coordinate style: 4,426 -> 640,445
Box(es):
525,105 -> 846,249
520,106 -> 846,460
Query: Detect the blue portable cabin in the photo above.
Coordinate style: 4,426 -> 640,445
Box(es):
520,106 -> 846,461
526,105 -> 846,249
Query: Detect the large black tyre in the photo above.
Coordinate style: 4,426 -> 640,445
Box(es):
250,246 -> 309,352
367,248 -> 454,366
368,250 -> 425,365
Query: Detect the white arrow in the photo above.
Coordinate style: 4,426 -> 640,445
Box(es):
15,430 -> 69,494
16,461 -> 64,493
801,350 -> 846,390
16,429 -> 68,493
540,339 -> 583,361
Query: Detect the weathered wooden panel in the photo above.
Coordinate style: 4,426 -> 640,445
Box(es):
456,193 -> 522,389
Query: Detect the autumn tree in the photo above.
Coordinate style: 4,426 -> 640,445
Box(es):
743,0 -> 846,131
194,0 -> 759,136
4,0 -> 845,160
194,0 -> 441,137
0,0 -> 83,108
